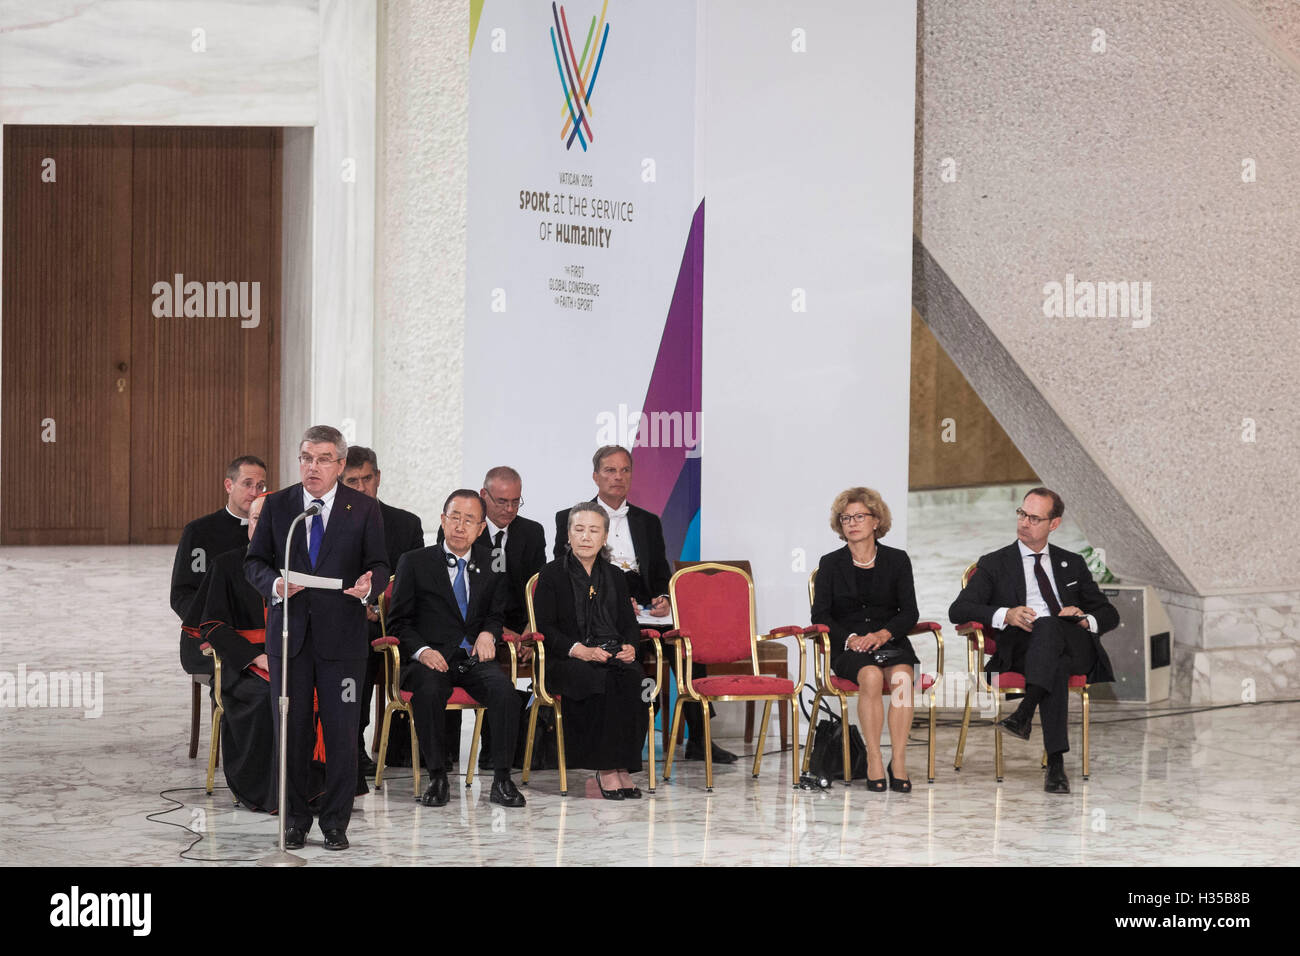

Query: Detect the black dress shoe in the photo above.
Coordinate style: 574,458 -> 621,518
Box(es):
283,826 -> 306,850
619,787 -> 643,799
887,764 -> 912,794
1044,761 -> 1070,794
490,777 -> 527,808
322,828 -> 349,850
596,772 -> 624,800
420,772 -> 450,807
995,710 -> 1033,741
684,741 -> 738,764
358,751 -> 378,776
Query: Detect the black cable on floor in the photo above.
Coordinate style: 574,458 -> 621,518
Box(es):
147,787 -> 264,863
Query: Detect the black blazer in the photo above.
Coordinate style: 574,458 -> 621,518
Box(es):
531,557 -> 640,659
553,499 -> 671,606
244,482 -> 389,662
379,500 -> 425,570
435,515 -> 546,633
948,541 -> 1118,683
811,544 -> 919,659
386,540 -> 506,664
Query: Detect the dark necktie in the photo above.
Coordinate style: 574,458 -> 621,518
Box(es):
493,529 -> 505,568
453,557 -> 472,651
308,499 -> 325,567
1032,553 -> 1061,616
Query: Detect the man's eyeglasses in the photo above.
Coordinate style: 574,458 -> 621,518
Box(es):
298,455 -> 339,467
1016,508 -> 1051,526
488,496 -> 523,511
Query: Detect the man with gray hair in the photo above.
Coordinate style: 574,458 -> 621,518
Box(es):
246,425 -> 389,850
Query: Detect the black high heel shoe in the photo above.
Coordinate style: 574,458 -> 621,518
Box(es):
866,754 -> 886,792
596,772 -> 625,800
888,763 -> 912,793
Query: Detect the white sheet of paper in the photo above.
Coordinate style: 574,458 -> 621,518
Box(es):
286,570 -> 344,590
636,608 -> 673,627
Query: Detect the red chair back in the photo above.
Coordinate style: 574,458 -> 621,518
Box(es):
669,563 -> 757,669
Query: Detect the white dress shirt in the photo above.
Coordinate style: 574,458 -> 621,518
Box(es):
597,498 -> 638,573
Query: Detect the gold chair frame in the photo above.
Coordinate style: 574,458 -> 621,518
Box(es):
801,569 -> 944,784
952,563 -> 1092,781
199,644 -> 223,795
660,563 -> 805,791
519,571 -> 665,796
372,576 -> 518,797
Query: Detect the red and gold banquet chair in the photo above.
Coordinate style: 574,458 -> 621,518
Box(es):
371,576 -> 525,796
801,569 -> 943,784
519,572 -> 665,795
952,563 -> 1093,781
660,563 -> 805,791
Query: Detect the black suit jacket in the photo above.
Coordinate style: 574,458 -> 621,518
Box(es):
553,499 -> 671,607
948,541 -> 1118,683
810,544 -> 919,659
386,540 -> 507,664
435,515 -> 545,632
244,482 -> 389,662
379,500 -> 425,571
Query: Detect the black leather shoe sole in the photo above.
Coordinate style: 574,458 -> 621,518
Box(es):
995,714 -> 1032,741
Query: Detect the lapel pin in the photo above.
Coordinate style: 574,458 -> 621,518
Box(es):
1060,561 -> 1067,568
346,504 -> 352,511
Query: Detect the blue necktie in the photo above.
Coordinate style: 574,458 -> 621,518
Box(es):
453,558 -> 472,651
308,499 -> 325,567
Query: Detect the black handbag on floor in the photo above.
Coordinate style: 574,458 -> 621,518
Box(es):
800,684 -> 869,781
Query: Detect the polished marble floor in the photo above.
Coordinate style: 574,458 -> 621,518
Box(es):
2,490 -> 1296,866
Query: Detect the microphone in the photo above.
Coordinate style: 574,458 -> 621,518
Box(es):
300,503 -> 321,518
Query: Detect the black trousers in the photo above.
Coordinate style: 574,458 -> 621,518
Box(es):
995,617 -> 1096,755
268,629 -> 365,833
358,620 -> 382,753
402,651 -> 519,773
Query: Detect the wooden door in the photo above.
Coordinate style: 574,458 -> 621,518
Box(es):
1,127 -> 133,544
1,125 -> 281,544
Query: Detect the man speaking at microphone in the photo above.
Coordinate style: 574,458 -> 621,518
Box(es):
246,425 -> 389,850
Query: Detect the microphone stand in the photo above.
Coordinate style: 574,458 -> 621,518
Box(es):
259,505 -> 317,867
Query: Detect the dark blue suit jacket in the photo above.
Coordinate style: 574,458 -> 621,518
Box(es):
244,482 -> 389,662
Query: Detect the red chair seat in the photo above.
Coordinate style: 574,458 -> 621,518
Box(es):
399,690 -> 413,702
830,673 -> 936,693
692,674 -> 794,697
992,672 -> 1087,690
449,688 -> 481,707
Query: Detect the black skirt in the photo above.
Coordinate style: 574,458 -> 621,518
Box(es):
831,635 -> 919,683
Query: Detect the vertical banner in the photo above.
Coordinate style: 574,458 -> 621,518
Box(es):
466,0 -> 700,558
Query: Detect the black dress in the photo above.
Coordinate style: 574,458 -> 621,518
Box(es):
532,555 -> 650,771
810,544 -> 920,684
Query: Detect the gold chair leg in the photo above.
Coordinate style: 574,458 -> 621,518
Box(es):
789,695 -> 800,788
993,694 -> 1004,783
839,695 -> 852,784
465,709 -> 485,788
702,700 -> 714,791
646,704 -> 657,793
663,697 -> 684,780
801,690 -> 821,773
521,701 -> 541,786
554,701 -> 568,796
374,703 -> 393,788
1081,687 -> 1090,780
407,710 -> 421,798
927,682 -> 937,784
205,705 -> 222,795
753,699 -> 772,778
954,676 -> 974,771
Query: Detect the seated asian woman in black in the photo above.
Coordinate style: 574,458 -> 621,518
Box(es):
532,501 -> 649,800
810,487 -> 919,792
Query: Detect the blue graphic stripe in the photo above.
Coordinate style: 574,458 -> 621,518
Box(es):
586,23 -> 609,102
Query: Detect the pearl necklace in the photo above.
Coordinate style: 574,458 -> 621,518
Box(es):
851,549 -> 877,568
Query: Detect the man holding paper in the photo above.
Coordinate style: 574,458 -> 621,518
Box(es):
245,425 -> 389,850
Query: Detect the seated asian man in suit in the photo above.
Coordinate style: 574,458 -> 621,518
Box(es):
343,445 -> 425,776
555,444 -> 737,765
387,490 -> 525,808
948,487 -> 1118,794
438,465 -> 544,769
